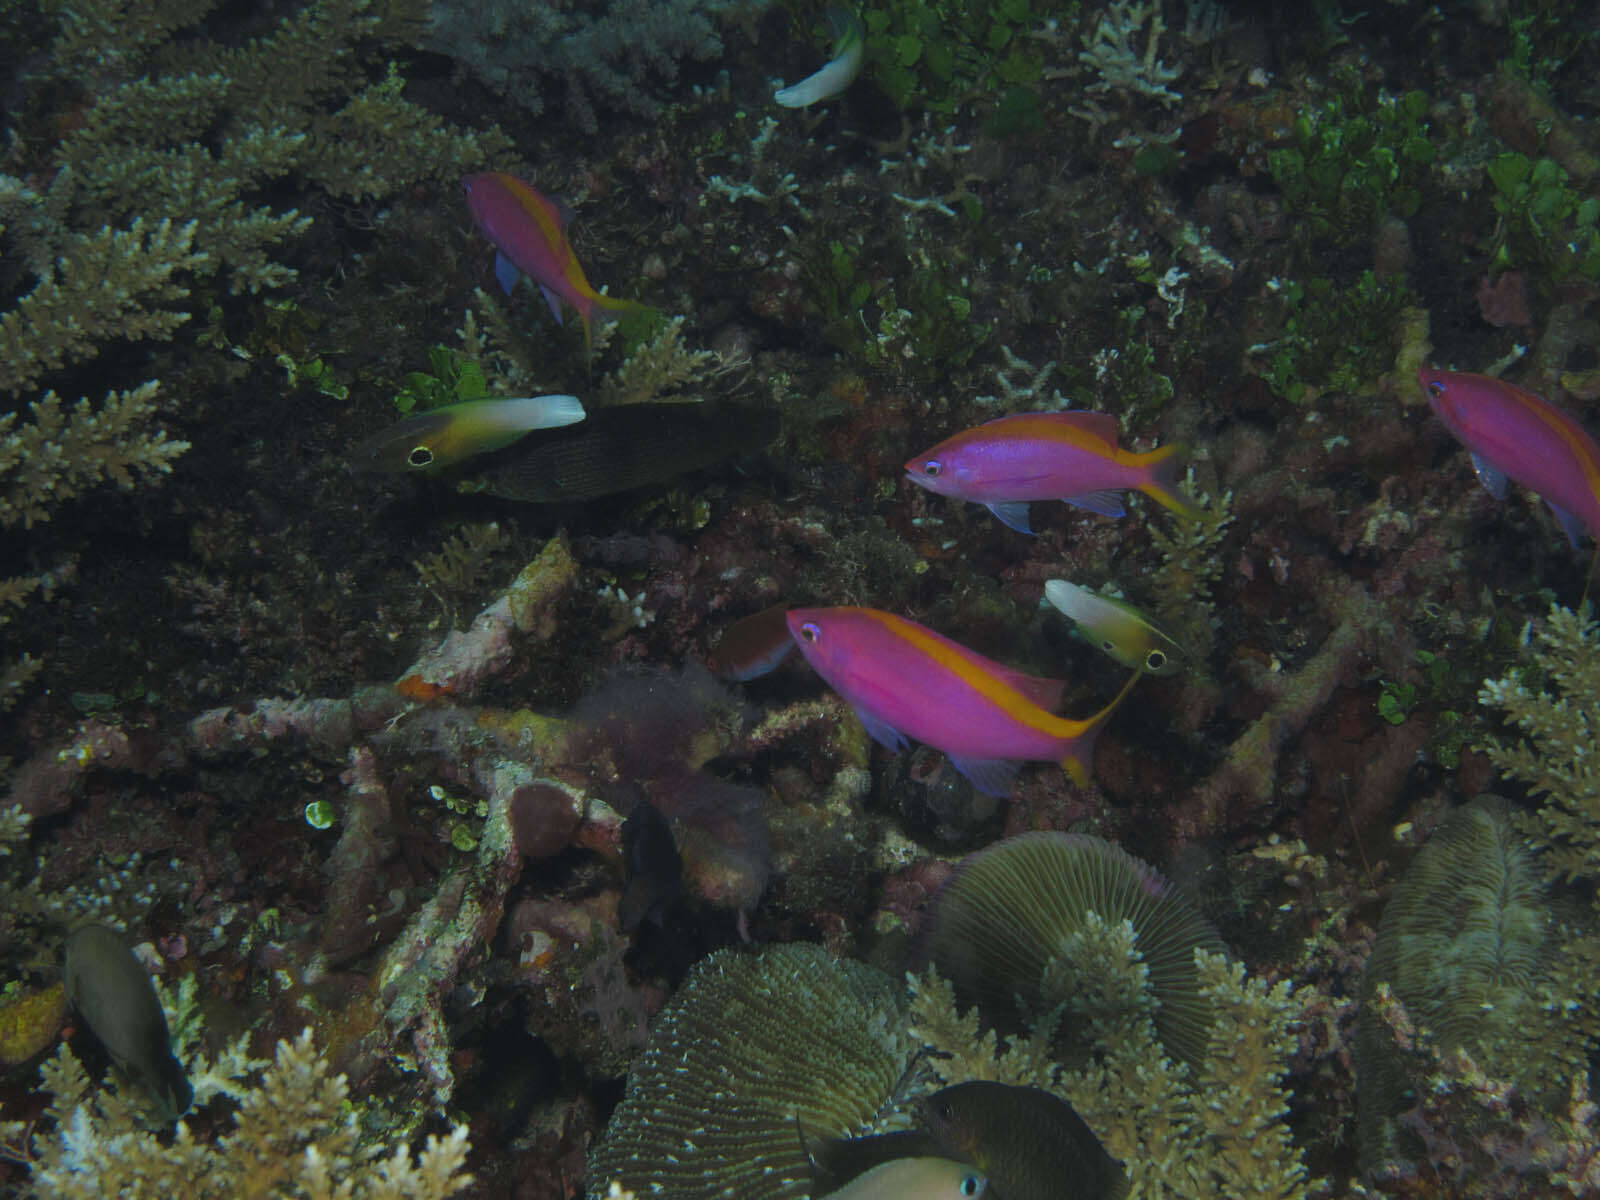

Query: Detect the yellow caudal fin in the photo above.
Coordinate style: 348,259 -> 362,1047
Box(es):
1135,442 -> 1209,522
1061,668 -> 1143,785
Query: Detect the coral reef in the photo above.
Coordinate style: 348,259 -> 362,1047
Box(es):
1479,604 -> 1600,882
909,919 -> 1318,1199
916,831 -> 1226,1072
1355,796 -> 1600,1186
7,1 -> 1600,1196
422,0 -> 764,133
585,943 -> 918,1199
2,1029 -> 471,1198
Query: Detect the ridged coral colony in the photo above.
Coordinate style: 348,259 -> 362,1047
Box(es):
915,831 -> 1227,1071
586,943 -> 918,1199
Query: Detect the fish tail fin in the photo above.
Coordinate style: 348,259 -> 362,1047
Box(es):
595,295 -> 657,323
587,296 -> 661,360
1060,668 -> 1142,785
1136,441 -> 1209,522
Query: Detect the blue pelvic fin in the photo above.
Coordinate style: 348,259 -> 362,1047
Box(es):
987,501 -> 1034,534
1471,454 -> 1508,500
855,709 -> 909,753
493,252 -> 520,296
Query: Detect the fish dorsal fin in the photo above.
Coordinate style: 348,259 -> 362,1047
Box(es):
1052,410 -> 1121,444
988,666 -> 1066,712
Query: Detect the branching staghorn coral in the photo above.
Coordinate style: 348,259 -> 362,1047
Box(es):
2,1028 -> 472,1198
422,0 -> 763,134
909,916 -> 1319,1200
1,0 -> 512,706
0,384 -> 190,531
1070,0 -> 1183,125
1479,603 -> 1600,883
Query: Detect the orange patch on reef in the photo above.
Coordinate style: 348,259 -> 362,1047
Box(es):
397,674 -> 456,702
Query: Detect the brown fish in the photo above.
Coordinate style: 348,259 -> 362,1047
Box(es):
705,604 -> 797,682
809,1082 -> 1125,1200
64,924 -> 192,1122
461,401 -> 780,503
920,1082 -> 1127,1200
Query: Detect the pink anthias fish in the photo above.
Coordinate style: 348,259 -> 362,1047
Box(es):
904,411 -> 1205,534
463,172 -> 649,350
1420,367 -> 1600,547
786,606 -> 1138,797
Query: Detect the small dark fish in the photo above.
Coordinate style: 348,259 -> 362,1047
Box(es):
63,924 -> 193,1122
462,402 -> 781,503
619,799 -> 683,932
705,604 -> 797,682
809,1083 -> 1125,1200
919,1082 -> 1127,1200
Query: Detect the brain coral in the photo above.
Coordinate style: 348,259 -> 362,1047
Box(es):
915,832 -> 1226,1071
587,942 -> 919,1200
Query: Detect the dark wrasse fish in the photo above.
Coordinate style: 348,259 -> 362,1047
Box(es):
618,799 -> 682,932
462,402 -> 781,503
920,1082 -> 1127,1200
63,924 -> 192,1122
808,1082 -> 1125,1200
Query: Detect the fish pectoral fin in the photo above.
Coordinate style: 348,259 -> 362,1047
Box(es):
493,252 -> 521,296
856,709 -> 909,753
1062,489 -> 1126,517
946,755 -> 1022,797
539,284 -> 566,325
1550,501 -> 1587,549
987,501 -> 1035,534
1470,453 -> 1509,500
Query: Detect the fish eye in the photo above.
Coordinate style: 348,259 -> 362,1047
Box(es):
922,460 -> 942,477
799,622 -> 821,643
960,1174 -> 983,1197
1427,380 -> 1445,399
407,445 -> 435,469
1147,650 -> 1167,670
1101,639 -> 1115,653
